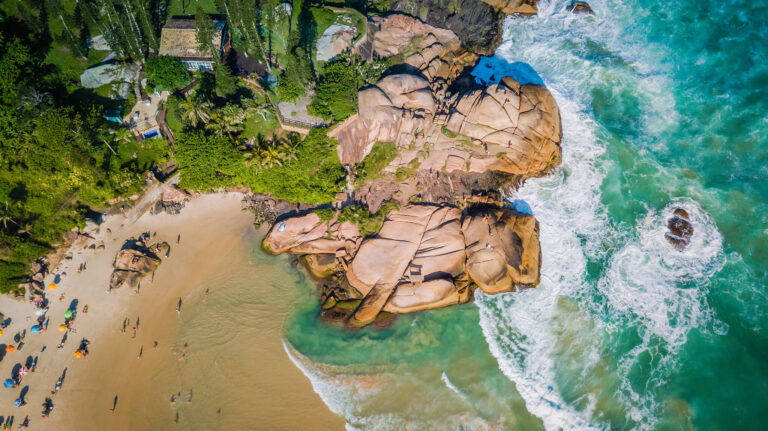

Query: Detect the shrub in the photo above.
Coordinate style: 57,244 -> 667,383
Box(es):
355,141 -> 397,184
144,56 -> 191,91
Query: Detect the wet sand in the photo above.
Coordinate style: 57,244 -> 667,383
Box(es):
0,193 -> 344,430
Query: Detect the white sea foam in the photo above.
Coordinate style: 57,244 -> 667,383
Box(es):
473,1 -> 724,430
284,340 -> 502,430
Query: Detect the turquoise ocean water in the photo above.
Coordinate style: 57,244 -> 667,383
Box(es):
283,0 -> 768,429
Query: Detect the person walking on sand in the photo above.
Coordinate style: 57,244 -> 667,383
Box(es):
176,298 -> 182,315
52,377 -> 63,395
176,234 -> 180,244
19,416 -> 29,428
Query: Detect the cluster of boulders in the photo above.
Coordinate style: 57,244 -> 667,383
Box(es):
109,240 -> 166,290
331,72 -> 561,178
263,201 -> 540,326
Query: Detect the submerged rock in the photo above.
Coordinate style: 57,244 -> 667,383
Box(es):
566,1 -> 594,14
665,208 -> 694,251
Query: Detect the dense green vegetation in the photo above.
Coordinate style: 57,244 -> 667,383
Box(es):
355,141 -> 398,184
337,200 -> 400,237
0,23 -> 169,294
176,129 -> 345,203
145,56 -> 192,91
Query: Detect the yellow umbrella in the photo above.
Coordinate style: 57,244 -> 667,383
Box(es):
58,324 -> 67,332
0,328 -> 3,336
48,283 -> 56,291
73,350 -> 83,358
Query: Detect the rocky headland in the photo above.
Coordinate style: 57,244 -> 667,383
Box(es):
262,1 -> 561,326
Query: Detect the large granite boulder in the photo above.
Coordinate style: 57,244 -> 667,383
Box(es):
441,76 -> 562,176
389,0 -> 505,56
383,278 -> 470,313
333,73 -> 435,164
346,204 -> 465,325
481,0 -> 538,15
262,212 -> 360,256
462,206 -> 541,293
109,246 -> 162,290
370,14 -> 474,83
316,23 -> 356,62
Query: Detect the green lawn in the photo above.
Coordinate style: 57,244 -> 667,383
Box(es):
242,111 -> 279,140
167,0 -> 219,16
165,102 -> 185,136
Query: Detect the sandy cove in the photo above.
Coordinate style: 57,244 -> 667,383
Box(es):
0,192 -> 344,430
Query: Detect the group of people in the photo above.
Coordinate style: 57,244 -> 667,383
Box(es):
0,415 -> 30,428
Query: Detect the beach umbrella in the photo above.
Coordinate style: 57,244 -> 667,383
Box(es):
30,325 -> 40,334
5,345 -> 14,352
58,324 -> 66,332
18,367 -> 28,376
3,379 -> 14,388
47,283 -> 56,290
0,329 -> 3,336
73,350 -> 83,358
64,309 -> 73,319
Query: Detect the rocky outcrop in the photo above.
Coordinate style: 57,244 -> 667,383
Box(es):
332,74 -> 561,178
389,0 -> 505,56
262,212 -> 361,256
262,202 -> 541,326
153,185 -> 190,215
316,23 -> 356,62
462,206 -> 540,293
437,76 -> 562,176
370,14 -> 476,83
346,205 -> 466,325
109,243 -> 164,290
665,208 -> 694,251
333,73 -> 435,164
481,0 -> 538,16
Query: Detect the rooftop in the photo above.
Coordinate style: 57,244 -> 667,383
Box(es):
158,18 -> 225,59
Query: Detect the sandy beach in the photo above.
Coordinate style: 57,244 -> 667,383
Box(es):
0,192 -> 344,430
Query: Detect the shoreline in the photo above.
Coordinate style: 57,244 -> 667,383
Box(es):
0,192 -> 344,430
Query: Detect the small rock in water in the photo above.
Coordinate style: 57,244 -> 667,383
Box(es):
664,208 -> 694,251
566,1 -> 594,14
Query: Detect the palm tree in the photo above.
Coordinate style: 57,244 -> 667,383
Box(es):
244,100 -> 271,121
178,97 -> 211,128
0,201 -> 17,230
205,106 -> 245,140
16,221 -> 32,237
112,127 -> 133,145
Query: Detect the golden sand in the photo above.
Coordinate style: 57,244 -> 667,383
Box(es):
0,193 -> 344,430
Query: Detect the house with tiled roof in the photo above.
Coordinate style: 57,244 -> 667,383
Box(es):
158,17 -> 226,71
